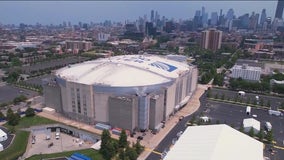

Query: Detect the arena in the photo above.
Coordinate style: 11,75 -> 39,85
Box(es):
43,54 -> 198,132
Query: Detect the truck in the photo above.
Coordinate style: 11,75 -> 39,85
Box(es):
268,110 -> 283,116
246,106 -> 251,115
265,122 -> 272,131
238,91 -> 246,96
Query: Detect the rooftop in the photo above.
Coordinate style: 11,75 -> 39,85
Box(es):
55,55 -> 192,86
164,124 -> 263,160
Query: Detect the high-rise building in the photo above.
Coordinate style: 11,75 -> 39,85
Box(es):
151,10 -> 155,22
249,12 -> 259,30
226,8 -> 235,21
145,22 -> 156,36
210,12 -> 218,26
275,0 -> 284,19
260,9 -> 267,26
239,13 -> 250,29
201,28 -> 222,52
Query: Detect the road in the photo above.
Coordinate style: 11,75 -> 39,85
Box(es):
146,94 -> 207,160
146,89 -> 284,160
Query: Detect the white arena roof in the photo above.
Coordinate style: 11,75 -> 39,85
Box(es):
164,124 -> 263,160
55,55 -> 191,86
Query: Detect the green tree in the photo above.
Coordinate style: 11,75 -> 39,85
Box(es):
207,90 -> 212,98
125,146 -> 138,160
119,149 -> 126,160
134,140 -> 144,155
25,107 -> 35,117
5,71 -> 20,83
267,100 -> 271,108
246,97 -> 251,104
0,110 -> 5,120
7,110 -> 20,126
280,101 -> 284,109
119,130 -> 128,149
100,130 -> 114,160
257,129 -> 264,141
11,57 -> 22,66
248,127 -> 255,137
221,93 -> 225,100
260,98 -> 264,106
266,130 -> 273,144
214,93 -> 219,99
239,125 -> 244,132
6,107 -> 14,120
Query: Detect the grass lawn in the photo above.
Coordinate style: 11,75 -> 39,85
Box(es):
1,115 -> 57,159
4,115 -> 57,130
26,148 -> 104,160
0,130 -> 30,160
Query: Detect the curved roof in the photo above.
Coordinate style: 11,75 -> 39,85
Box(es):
55,55 -> 191,86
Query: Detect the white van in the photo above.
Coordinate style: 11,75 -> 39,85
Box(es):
265,122 -> 272,131
246,106 -> 251,115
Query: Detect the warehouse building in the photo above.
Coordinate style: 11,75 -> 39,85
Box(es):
43,54 -> 198,132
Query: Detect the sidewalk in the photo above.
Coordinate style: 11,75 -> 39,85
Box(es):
137,84 -> 208,160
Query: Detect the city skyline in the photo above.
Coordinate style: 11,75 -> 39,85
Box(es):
0,1 -> 279,25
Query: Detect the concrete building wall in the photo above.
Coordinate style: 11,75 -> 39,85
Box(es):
181,75 -> 187,98
149,92 -> 165,130
43,84 -> 62,112
94,93 -> 109,122
108,96 -> 137,131
165,83 -> 176,118
191,68 -> 198,93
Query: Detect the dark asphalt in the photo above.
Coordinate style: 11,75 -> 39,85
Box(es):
0,126 -> 14,149
210,88 -> 284,110
0,85 -> 38,103
146,90 -> 284,160
146,94 -> 207,160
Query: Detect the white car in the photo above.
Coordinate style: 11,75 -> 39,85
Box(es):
55,132 -> 60,139
252,114 -> 257,118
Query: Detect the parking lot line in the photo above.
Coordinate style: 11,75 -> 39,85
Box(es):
273,145 -> 284,150
145,147 -> 162,155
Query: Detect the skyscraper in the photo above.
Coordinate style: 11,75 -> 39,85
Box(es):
210,12 -> 218,26
201,28 -> 222,52
260,9 -> 267,26
226,8 -> 235,21
151,10 -> 155,22
275,0 -> 284,19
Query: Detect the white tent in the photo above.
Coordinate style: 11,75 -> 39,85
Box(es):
91,140 -> 101,150
0,129 -> 7,142
164,124 -> 263,160
243,118 -> 260,133
0,143 -> 3,151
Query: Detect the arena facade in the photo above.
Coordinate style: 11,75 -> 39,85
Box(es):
43,54 -> 198,132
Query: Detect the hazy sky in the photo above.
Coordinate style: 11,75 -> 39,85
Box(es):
0,1 -> 279,25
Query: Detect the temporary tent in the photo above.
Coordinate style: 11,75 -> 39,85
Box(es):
0,129 -> 7,142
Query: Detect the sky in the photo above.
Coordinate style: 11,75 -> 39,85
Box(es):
0,1 -> 279,25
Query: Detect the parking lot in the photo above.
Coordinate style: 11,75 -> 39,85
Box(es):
21,56 -> 90,74
25,131 -> 93,158
204,99 -> 284,159
210,88 -> 284,110
25,74 -> 55,86
0,84 -> 38,104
